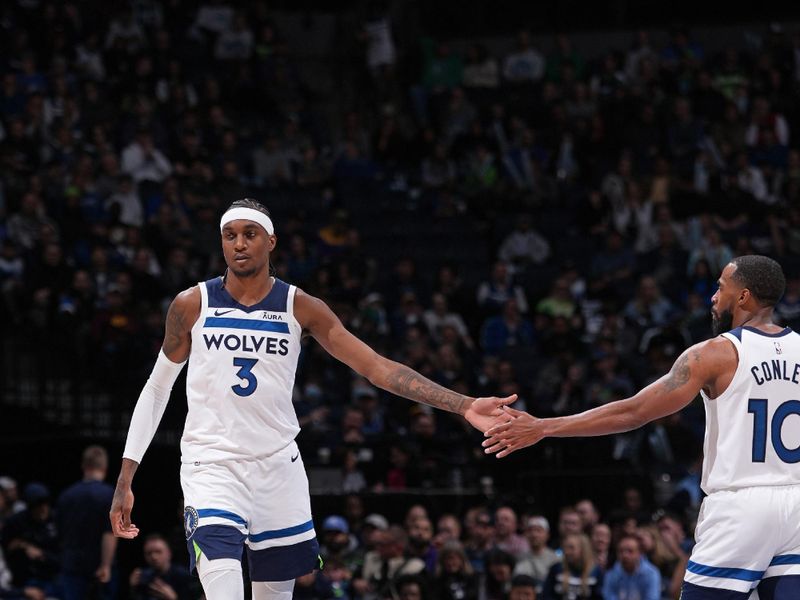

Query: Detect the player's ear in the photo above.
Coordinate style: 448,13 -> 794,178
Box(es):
268,234 -> 277,251
738,288 -> 750,305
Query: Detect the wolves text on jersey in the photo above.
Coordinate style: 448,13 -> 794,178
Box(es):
203,333 -> 289,356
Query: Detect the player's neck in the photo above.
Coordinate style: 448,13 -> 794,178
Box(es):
733,306 -> 779,331
225,271 -> 274,306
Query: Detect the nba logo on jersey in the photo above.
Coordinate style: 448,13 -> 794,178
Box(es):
775,341 -> 783,354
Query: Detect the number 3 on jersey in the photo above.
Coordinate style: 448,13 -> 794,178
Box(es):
232,357 -> 258,397
748,398 -> 800,463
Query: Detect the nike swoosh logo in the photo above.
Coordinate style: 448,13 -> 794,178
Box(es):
214,309 -> 236,316
291,453 -> 300,463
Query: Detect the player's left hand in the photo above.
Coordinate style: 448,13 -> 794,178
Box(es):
482,407 -> 544,457
464,394 -> 517,432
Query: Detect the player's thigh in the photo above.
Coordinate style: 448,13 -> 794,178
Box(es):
759,485 -> 800,600
246,441 -> 315,538
684,489 -> 780,594
245,442 -> 319,582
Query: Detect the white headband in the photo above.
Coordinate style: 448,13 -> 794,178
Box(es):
220,207 -> 275,235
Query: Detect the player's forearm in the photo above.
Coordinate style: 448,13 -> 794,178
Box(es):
372,361 -> 473,415
116,458 -> 139,487
543,397 -> 644,438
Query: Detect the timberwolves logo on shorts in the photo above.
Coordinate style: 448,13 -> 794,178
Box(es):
183,506 -> 199,539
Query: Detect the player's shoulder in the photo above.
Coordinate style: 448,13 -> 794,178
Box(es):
690,335 -> 739,369
168,285 -> 201,327
293,287 -> 336,327
172,285 -> 201,309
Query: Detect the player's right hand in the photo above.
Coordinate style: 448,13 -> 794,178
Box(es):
482,407 -> 545,458
110,483 -> 140,539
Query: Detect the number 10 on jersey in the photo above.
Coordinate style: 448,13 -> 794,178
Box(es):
748,398 -> 800,463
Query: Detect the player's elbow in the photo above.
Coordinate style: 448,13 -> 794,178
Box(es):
363,356 -> 394,390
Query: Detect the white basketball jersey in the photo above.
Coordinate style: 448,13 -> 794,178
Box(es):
701,326 -> 800,494
181,277 -> 302,463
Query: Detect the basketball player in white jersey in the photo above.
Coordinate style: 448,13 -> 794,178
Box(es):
109,199 -> 516,600
484,255 -> 799,600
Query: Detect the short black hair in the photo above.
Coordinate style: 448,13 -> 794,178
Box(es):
227,198 -> 271,217
729,255 -> 786,307
511,575 -> 538,589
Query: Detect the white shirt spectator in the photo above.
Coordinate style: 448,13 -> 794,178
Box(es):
252,140 -> 293,186
194,2 -> 234,34
214,17 -> 254,61
737,164 -> 769,203
106,181 -> 144,227
105,14 -> 145,51
498,222 -> 551,266
364,17 -> 396,69
464,58 -> 499,88
503,49 -> 545,83
76,42 -> 106,80
121,136 -> 172,183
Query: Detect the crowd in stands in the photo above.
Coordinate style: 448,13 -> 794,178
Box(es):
2,1 -> 800,598
1,464 -> 696,600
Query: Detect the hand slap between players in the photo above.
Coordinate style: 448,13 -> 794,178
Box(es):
463,394 -> 518,432
483,407 -> 545,458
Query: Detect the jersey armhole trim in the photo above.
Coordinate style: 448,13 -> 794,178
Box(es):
287,285 -> 302,334
192,281 -> 209,335
705,332 -> 743,401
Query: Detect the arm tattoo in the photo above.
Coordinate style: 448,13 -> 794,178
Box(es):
162,299 -> 188,356
663,350 -> 699,391
385,365 -> 471,414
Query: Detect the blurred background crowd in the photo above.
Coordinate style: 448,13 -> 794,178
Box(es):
1,0 -> 799,598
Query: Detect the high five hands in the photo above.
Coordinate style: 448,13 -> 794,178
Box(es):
482,406 -> 546,458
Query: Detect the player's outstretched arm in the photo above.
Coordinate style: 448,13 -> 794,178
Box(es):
483,338 -> 732,457
295,290 -> 517,431
110,287 -> 198,538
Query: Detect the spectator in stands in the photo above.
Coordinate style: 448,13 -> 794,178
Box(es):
636,524 -> 686,600
433,515 -> 462,549
480,298 -> 536,357
574,500 -> 600,535
0,480 -> 23,518
498,214 -> 551,271
513,516 -> 559,590
541,533 -> 603,600
602,535 -> 660,600
121,128 -> 172,185
0,484 -> 59,599
463,509 -> 494,575
463,44 -> 500,91
129,533 -> 196,600
56,446 -> 116,600
485,549 -> 516,600
509,574 -> 538,600
407,516 -> 437,573
555,507 -> 583,552
354,526 -> 426,600
493,507 -> 530,560
433,541 -> 478,600
589,523 -> 612,572
503,31 -> 545,86
424,292 -> 474,349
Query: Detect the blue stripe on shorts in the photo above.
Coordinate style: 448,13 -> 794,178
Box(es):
248,519 -> 314,542
197,508 -> 248,527
686,560 -> 764,582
